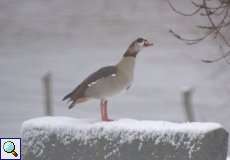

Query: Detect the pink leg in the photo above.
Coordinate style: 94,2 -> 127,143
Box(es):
103,100 -> 113,121
100,100 -> 105,121
100,99 -> 113,121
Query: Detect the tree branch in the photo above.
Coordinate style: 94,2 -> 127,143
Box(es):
168,0 -> 230,63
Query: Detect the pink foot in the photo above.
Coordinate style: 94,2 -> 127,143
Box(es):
102,118 -> 114,122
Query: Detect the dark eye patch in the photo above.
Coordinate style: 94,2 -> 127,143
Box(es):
137,38 -> 144,43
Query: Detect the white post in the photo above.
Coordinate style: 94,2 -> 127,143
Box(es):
182,87 -> 195,122
42,72 -> 53,116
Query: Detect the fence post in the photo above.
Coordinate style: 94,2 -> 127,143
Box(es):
42,72 -> 53,116
182,87 -> 195,122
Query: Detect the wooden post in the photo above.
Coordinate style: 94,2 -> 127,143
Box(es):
182,87 -> 195,122
42,72 -> 53,116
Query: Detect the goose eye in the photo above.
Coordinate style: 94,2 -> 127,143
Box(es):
137,38 -> 144,43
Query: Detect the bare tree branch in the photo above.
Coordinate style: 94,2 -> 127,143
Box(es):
168,0 -> 230,63
168,0 -> 202,16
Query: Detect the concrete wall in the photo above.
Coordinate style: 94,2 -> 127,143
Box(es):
21,117 -> 228,160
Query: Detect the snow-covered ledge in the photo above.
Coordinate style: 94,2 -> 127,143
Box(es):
21,117 -> 228,160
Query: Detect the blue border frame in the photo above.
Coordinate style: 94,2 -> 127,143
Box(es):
0,138 -> 21,160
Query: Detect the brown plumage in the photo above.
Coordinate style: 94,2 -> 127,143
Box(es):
63,66 -> 117,109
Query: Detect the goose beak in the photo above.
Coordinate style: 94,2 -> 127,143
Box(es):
144,40 -> 153,47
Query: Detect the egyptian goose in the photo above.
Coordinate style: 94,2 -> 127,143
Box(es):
63,38 -> 153,121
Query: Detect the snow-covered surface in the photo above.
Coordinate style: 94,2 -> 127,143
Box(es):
22,116 -> 223,148
22,116 -> 222,134
21,117 -> 227,160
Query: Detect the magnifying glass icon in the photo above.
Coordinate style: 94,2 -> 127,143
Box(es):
3,141 -> 18,157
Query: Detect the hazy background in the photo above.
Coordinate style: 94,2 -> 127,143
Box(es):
0,0 -> 229,148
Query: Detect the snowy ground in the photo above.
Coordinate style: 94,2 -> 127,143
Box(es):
0,0 -> 229,152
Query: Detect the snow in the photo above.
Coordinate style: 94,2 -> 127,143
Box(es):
22,117 -> 222,134
21,117 -> 226,159
22,116 -> 222,146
